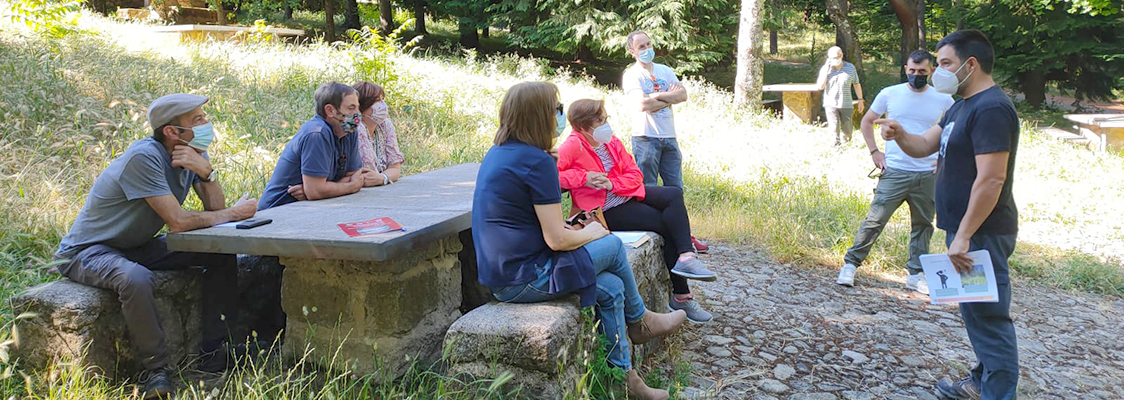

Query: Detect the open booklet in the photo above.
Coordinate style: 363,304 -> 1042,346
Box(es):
612,231 -> 650,248
919,249 -> 999,305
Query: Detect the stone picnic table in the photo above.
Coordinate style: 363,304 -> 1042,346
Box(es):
167,163 -> 478,375
763,83 -> 824,123
1064,113 -> 1124,152
762,83 -> 863,127
150,24 -> 306,43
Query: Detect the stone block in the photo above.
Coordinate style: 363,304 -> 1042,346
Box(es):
443,234 -> 672,399
11,271 -> 203,379
115,7 -> 157,21
280,235 -> 463,376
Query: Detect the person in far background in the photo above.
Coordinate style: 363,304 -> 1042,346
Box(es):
353,82 -> 405,185
816,46 -> 865,146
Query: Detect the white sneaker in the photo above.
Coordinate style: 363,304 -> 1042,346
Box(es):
836,264 -> 857,287
906,273 -> 930,295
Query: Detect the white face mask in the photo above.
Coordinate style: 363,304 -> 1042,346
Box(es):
366,101 -> 389,125
828,58 -> 843,67
932,60 -> 973,95
591,123 -> 613,144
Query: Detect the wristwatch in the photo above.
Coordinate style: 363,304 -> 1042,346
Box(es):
203,168 -> 218,182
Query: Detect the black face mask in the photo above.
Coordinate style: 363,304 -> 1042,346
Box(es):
907,74 -> 928,89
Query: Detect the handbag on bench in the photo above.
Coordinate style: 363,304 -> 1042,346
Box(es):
566,207 -> 609,231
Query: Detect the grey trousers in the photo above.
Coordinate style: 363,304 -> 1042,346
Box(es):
824,107 -> 854,145
946,231 -> 1019,400
844,167 -> 936,275
58,236 -> 238,370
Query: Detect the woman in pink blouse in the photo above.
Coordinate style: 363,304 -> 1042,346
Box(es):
353,82 -> 405,185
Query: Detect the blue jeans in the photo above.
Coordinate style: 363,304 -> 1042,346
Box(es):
946,231 -> 1019,400
632,136 -> 683,188
491,235 -> 647,370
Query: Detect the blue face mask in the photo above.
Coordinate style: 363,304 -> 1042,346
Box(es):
176,122 -> 214,151
638,48 -> 655,64
555,111 -> 566,137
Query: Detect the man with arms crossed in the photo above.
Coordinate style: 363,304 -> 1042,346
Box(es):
55,94 -> 258,399
878,30 -> 1020,400
621,30 -> 709,254
836,50 -> 954,293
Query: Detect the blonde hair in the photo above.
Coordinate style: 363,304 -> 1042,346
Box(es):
494,81 -> 559,151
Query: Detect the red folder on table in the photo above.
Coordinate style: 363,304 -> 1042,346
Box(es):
338,217 -> 405,237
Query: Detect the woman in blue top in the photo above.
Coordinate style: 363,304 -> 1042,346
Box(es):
472,81 -> 686,400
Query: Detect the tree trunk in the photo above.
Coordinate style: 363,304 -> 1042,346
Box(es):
284,3 -> 293,19
576,41 -> 596,63
413,0 -> 427,34
735,0 -> 767,109
769,29 -> 778,54
917,0 -> 927,49
482,26 -> 490,39
953,0 -> 964,30
458,19 -> 480,48
889,0 -> 919,81
379,0 -> 394,34
324,0 -> 336,42
215,0 -> 227,24
825,0 -> 864,83
344,0 -> 360,31
833,0 -> 848,48
1022,68 -> 1046,108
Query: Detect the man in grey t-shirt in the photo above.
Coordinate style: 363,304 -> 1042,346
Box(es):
55,94 -> 258,399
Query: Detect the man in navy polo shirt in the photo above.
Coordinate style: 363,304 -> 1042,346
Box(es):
877,30 -> 1020,400
260,82 -> 380,210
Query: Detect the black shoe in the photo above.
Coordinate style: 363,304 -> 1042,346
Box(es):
196,346 -> 232,373
140,368 -> 173,400
936,377 -> 981,400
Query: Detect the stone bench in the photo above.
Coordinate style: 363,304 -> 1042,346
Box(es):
12,271 -> 203,379
444,233 -> 670,400
11,256 -> 281,379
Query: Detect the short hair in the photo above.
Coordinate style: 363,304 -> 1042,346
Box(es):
567,99 -> 607,133
625,31 -> 649,52
936,29 -> 995,74
827,46 -> 843,58
314,82 -> 358,118
494,81 -> 559,151
353,81 -> 385,112
908,49 -> 934,65
152,115 -> 189,143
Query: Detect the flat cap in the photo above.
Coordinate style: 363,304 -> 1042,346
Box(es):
147,94 -> 209,129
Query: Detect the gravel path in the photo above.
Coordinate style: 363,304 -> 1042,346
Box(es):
675,244 -> 1124,400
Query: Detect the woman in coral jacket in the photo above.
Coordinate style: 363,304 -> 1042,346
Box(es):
556,99 -> 719,324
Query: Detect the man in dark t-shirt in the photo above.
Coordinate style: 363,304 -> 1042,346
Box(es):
876,30 -> 1020,400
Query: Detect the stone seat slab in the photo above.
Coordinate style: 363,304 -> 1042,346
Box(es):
12,271 -> 203,379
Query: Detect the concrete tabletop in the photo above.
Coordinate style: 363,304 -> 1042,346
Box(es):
167,163 -> 479,261
762,83 -> 821,92
1064,114 -> 1124,128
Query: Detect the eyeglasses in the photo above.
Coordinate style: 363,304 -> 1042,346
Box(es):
867,167 -> 883,179
556,103 -> 564,115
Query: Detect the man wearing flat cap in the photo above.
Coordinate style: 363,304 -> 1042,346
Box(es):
54,94 -> 257,399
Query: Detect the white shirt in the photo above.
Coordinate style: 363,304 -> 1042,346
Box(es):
622,62 -> 680,138
869,83 -> 955,172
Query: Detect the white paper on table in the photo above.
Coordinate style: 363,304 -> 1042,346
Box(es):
919,249 -> 999,305
612,231 -> 650,247
213,222 -> 239,228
